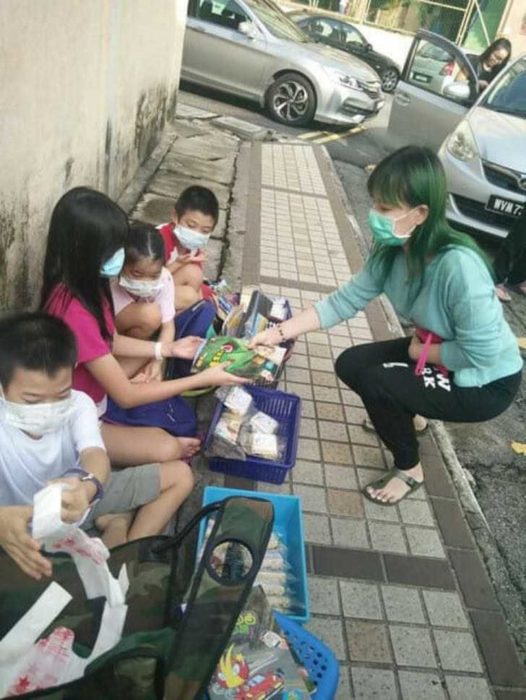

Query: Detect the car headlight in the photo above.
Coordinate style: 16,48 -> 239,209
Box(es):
328,69 -> 361,90
446,121 -> 478,161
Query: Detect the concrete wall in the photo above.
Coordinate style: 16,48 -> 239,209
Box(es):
499,0 -> 526,57
0,0 -> 187,309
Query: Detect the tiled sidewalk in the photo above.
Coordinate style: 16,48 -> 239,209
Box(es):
229,143 -> 526,699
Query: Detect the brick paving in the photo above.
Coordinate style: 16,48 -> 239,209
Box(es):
131,127 -> 526,698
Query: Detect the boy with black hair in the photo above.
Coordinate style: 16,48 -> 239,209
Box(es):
158,185 -> 219,311
0,312 -> 189,579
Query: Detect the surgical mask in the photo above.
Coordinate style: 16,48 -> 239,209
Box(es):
119,274 -> 163,299
174,225 -> 210,251
368,209 -> 416,247
100,248 -> 125,278
1,395 -> 75,436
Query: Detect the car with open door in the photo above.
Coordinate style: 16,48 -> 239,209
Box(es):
182,0 -> 384,127
289,11 -> 400,92
388,30 -> 526,238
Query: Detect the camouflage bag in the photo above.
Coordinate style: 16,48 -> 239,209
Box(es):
0,496 -> 274,700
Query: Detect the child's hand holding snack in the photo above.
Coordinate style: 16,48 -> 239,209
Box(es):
200,362 -> 251,387
49,476 -> 93,524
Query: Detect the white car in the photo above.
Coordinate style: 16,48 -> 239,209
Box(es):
388,30 -> 526,238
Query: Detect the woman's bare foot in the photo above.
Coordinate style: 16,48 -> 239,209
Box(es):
366,463 -> 424,504
96,512 -> 134,548
177,437 -> 201,460
413,415 -> 428,432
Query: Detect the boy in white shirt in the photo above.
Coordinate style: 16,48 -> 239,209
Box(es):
0,313 -> 188,579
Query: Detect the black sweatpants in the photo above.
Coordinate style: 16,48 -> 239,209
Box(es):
335,338 -> 521,470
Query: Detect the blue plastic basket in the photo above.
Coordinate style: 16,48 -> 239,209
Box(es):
275,612 -> 340,700
200,486 -> 310,624
205,385 -> 301,484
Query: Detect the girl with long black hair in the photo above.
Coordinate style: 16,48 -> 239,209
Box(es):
42,187 -> 244,471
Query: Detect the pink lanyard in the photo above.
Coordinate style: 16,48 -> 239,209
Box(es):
414,329 -> 449,377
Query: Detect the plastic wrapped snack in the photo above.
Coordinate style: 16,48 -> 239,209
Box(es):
206,411 -> 246,461
269,296 -> 289,322
248,433 -> 281,461
215,386 -> 254,416
249,411 -> 279,435
260,548 -> 291,573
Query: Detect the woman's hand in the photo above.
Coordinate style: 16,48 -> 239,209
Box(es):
408,335 -> 423,362
164,336 -> 203,360
0,506 -> 52,580
248,326 -> 283,349
199,362 -> 251,387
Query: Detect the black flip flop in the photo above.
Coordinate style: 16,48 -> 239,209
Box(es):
362,467 -> 423,506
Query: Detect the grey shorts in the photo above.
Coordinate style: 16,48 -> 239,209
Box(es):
82,463 -> 161,531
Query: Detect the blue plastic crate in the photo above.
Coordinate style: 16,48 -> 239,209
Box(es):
200,486 -> 310,624
205,385 -> 301,484
275,612 -> 339,700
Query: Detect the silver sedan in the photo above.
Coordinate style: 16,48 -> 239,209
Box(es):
182,0 -> 384,127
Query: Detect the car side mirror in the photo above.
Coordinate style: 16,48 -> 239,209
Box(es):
443,81 -> 471,102
365,43 -> 373,51
238,21 -> 258,39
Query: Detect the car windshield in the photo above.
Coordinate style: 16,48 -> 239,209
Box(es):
482,56 -> 526,118
243,0 -> 308,42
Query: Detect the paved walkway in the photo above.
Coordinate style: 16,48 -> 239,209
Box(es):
129,125 -> 526,698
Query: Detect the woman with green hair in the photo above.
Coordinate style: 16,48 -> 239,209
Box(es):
251,146 -> 522,506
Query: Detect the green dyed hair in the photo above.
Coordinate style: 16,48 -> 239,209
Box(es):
367,146 -> 492,282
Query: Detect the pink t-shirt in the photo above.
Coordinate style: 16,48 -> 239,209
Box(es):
45,284 -> 115,406
110,267 -> 175,323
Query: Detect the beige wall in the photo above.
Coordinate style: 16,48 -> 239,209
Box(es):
0,0 -> 187,308
499,0 -> 526,57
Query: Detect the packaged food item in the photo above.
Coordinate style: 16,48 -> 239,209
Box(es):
249,411 -> 279,435
215,386 -> 253,416
206,411 -> 247,460
208,587 -> 313,700
249,433 -> 279,461
192,336 -> 285,382
270,296 -> 289,321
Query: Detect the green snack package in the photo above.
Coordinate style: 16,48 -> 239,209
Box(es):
191,336 -> 284,382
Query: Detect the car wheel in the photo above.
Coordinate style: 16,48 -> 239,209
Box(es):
266,73 -> 316,127
380,67 -> 399,93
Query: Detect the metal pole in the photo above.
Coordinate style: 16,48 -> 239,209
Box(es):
457,0 -> 475,45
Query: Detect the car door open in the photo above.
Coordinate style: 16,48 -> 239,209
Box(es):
388,30 -> 478,152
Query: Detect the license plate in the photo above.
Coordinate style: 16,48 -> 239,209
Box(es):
411,71 -> 431,84
486,195 -> 524,218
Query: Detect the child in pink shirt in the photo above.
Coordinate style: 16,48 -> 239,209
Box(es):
111,224 -> 175,382
42,187 -> 246,472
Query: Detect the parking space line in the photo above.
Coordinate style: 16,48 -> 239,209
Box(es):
298,131 -> 325,141
313,125 -> 365,144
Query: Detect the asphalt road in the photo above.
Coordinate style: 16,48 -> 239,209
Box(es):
179,84 -> 526,650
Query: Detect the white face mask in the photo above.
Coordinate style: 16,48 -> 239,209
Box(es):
174,225 -> 210,251
1,396 -> 75,436
119,274 -> 163,299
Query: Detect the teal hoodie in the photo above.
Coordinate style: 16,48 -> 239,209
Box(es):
315,246 -> 522,387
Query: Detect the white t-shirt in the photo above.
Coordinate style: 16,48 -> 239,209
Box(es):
0,390 -> 105,507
